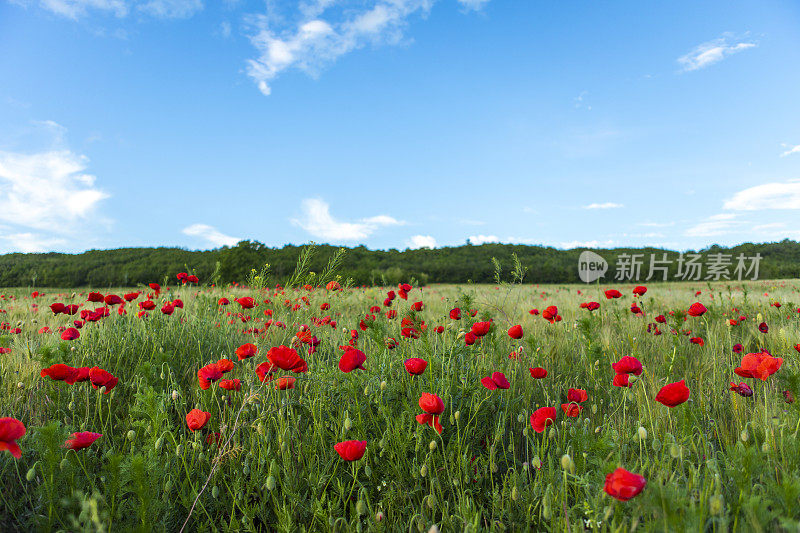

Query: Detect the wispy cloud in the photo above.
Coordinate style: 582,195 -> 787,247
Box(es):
182,224 -> 240,248
292,198 -> 404,241
583,202 -> 623,210
780,144 -> 800,157
406,234 -> 437,249
246,0 -> 487,95
685,213 -> 739,237
723,180 -> 800,210
18,0 -> 202,19
677,33 -> 756,72
0,149 -> 109,235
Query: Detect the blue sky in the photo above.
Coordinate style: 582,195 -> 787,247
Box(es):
1,0 -> 799,253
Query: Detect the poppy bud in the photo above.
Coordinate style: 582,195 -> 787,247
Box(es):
429,440 -> 437,451
60,458 -> 68,471
375,511 -> 385,522
740,429 -> 749,442
532,456 -> 542,469
127,430 -> 136,441
266,476 -> 276,491
176,445 -> 182,456
380,381 -> 387,391
26,466 -> 36,482
172,390 -> 179,400
454,411 -> 460,421
165,479 -> 172,492
344,417 -> 352,431
356,500 -> 366,515
420,464 -> 427,477
560,454 -> 574,473
511,486 -> 518,501
155,437 -> 163,451
638,427 -> 647,440
212,486 -> 219,499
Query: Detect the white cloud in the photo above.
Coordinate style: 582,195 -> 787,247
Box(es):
637,221 -> 675,228
685,213 -> 739,237
0,150 -> 109,234
723,181 -> 800,210
558,240 -> 615,249
0,232 -> 68,253
753,222 -> 786,232
137,0 -> 202,18
678,34 -> 756,72
456,0 -> 489,10
291,198 -> 404,241
182,224 -> 240,247
780,144 -> 800,157
246,0 -> 487,95
407,235 -> 437,249
583,202 -> 623,210
220,21 -> 232,38
21,0 -> 201,19
467,234 -> 499,245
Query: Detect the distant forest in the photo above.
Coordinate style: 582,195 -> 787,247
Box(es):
1,240 -> 799,288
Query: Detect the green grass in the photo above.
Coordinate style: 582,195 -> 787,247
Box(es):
1,278 -> 799,532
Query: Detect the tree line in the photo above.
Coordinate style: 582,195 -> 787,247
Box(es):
1,239 -> 799,288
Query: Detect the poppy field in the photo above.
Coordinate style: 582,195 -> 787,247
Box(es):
2,255 -> 800,532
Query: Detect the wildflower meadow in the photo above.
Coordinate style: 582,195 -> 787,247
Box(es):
1,248 -> 800,532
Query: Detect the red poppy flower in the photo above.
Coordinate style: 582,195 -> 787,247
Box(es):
419,393 -> 444,414
449,308 -> 461,320
275,377 -> 296,390
173,299 -> 184,309
89,367 -> 118,393
758,322 -> 769,334
334,440 -> 366,461
530,407 -> 557,433
41,364 -> 80,384
267,345 -> 308,373
734,350 -> 782,380
219,379 -> 241,391
124,292 -> 140,302
103,294 -> 123,306
567,388 -> 588,403
507,325 -> 523,339
326,281 -> 341,291
186,409 -> 211,431
690,337 -> 704,346
61,328 -> 80,341
87,292 -> 104,303
632,286 -> 647,296
255,362 -> 276,382
612,356 -> 642,376
404,358 -> 428,376
464,332 -> 477,346
655,315 -> 666,323
198,363 -> 223,390
481,372 -> 511,390
655,379 -> 690,407
236,343 -> 258,360
218,297 -> 230,306
733,343 -> 744,354
604,467 -> 646,501
187,274 -> 199,283
604,289 -> 622,299
161,303 -> 175,315
580,301 -> 600,311
63,432 -> 102,450
411,301 -> 424,311
795,343 -> 800,354
148,283 -> 161,293
0,418 -> 26,458
50,303 -> 66,315
729,382 -> 753,397
529,308 -> 539,316
236,297 -> 256,309
139,300 -> 156,311
561,403 -> 582,417
64,304 -> 79,315
339,348 -> 366,372
216,358 -> 234,373
529,367 -> 548,379
542,305 -> 558,322
613,373 -> 632,387
687,302 -> 707,317
471,321 -> 492,337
